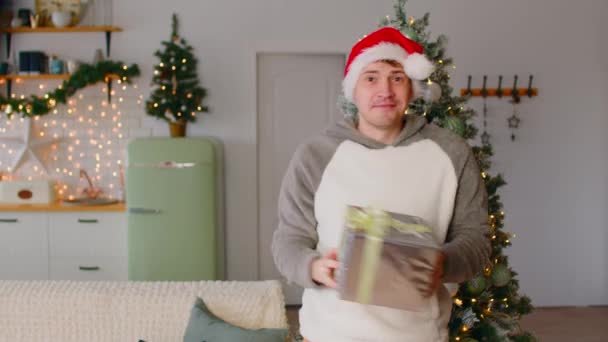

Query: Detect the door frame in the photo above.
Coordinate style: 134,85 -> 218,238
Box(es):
249,41 -> 348,280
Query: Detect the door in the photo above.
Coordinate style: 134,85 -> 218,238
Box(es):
257,53 -> 345,304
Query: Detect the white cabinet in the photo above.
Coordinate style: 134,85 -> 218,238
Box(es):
49,212 -> 127,280
0,211 -> 127,281
0,212 -> 48,280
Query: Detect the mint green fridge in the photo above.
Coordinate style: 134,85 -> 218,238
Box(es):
126,138 -> 224,281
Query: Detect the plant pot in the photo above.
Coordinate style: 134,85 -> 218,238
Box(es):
51,11 -> 72,28
169,121 -> 187,137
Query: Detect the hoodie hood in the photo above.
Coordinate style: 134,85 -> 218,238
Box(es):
325,114 -> 428,149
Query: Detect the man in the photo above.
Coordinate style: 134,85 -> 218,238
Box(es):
272,27 -> 491,342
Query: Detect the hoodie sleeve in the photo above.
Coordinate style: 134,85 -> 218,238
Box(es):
271,143 -> 323,289
441,146 -> 492,283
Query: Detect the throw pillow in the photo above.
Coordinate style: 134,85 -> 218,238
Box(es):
183,297 -> 289,342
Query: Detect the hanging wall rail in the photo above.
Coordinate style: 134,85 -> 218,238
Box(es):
460,75 -> 538,98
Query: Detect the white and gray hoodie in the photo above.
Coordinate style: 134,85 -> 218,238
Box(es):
272,114 -> 491,342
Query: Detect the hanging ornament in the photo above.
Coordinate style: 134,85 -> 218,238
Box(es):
507,76 -> 522,141
164,110 -> 175,122
181,105 -> 187,111
481,97 -> 491,145
466,275 -> 487,295
507,100 -> 521,141
481,131 -> 491,145
172,35 -> 180,43
491,264 -> 512,287
161,98 -> 167,104
170,57 -> 175,63
423,81 -> 442,102
443,116 -> 465,137
461,307 -> 480,330
181,65 -> 187,71
4,103 -> 13,114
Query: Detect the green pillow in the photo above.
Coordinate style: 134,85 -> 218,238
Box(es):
183,297 -> 289,342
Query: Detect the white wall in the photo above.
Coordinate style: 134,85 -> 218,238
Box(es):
3,0 -> 607,306
398,0 -> 608,306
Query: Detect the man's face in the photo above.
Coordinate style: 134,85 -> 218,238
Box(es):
353,60 -> 412,130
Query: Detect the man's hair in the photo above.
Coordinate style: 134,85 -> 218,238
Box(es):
378,59 -> 404,68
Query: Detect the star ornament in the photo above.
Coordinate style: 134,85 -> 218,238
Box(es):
507,114 -> 521,129
0,117 -> 61,176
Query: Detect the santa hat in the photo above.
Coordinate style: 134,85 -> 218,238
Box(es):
342,27 -> 434,102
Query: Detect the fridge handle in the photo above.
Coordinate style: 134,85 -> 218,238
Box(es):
130,161 -> 199,169
129,207 -> 161,214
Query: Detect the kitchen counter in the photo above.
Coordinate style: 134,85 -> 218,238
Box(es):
0,201 -> 126,212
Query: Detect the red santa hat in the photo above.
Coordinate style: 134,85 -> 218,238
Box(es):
342,26 -> 434,102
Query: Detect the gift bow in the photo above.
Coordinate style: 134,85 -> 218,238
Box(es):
345,206 -> 432,238
344,206 -> 433,304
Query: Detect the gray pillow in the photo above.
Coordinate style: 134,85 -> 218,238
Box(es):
183,297 -> 289,342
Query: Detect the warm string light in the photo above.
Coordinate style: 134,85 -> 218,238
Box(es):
1,81 -> 134,198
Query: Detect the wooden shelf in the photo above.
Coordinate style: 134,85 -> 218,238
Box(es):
0,26 -> 122,33
2,26 -> 122,59
0,74 -> 121,81
0,74 -> 70,81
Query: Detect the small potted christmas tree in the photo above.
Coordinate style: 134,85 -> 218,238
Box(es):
146,14 -> 208,137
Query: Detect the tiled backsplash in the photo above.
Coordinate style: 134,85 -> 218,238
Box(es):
0,81 -> 148,200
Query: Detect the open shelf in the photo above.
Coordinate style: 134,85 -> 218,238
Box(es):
0,74 -> 70,81
0,74 -> 121,81
2,26 -> 122,58
0,26 -> 122,33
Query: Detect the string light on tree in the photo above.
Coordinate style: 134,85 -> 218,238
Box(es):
378,1 -> 535,341
145,13 -> 209,135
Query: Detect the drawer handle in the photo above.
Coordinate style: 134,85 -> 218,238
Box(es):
78,219 -> 99,224
78,266 -> 100,271
0,219 -> 18,223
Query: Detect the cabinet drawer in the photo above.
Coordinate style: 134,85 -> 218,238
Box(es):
49,212 -> 127,257
0,212 -> 47,257
0,255 -> 48,280
49,256 -> 127,281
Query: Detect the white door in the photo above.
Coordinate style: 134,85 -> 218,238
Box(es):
258,53 -> 345,304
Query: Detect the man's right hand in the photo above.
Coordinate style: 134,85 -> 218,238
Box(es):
311,248 -> 340,288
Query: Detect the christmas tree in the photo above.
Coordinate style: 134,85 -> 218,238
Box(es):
146,14 -> 208,125
378,1 -> 536,341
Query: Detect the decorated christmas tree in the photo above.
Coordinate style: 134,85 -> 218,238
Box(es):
377,1 -> 536,340
146,14 -> 208,131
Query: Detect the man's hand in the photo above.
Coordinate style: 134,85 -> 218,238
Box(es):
407,252 -> 445,297
311,248 -> 340,288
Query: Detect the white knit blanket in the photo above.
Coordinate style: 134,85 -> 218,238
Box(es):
0,280 -> 288,342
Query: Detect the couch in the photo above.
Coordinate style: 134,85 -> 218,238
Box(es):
0,280 -> 289,341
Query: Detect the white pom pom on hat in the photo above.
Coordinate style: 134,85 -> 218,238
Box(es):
342,26 -> 434,102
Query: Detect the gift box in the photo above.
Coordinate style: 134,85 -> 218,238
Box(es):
337,206 -> 443,311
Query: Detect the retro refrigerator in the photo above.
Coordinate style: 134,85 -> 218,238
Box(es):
126,138 -> 224,281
